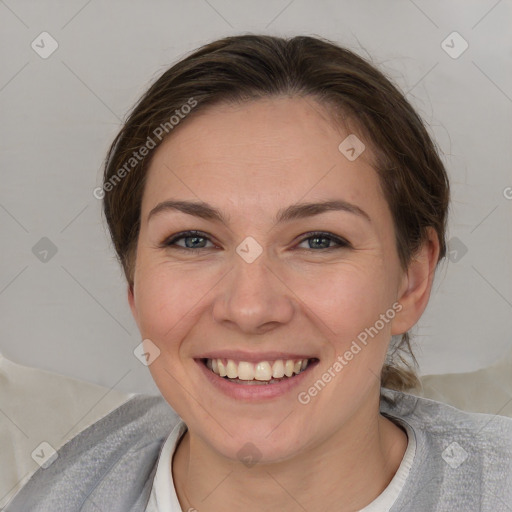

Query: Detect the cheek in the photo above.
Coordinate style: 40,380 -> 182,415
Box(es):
314,265 -> 387,314
134,263 -> 210,343
297,261 -> 392,340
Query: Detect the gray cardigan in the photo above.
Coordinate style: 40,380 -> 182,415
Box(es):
5,389 -> 512,511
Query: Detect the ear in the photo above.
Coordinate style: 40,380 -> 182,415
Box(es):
391,227 -> 440,336
128,283 -> 138,325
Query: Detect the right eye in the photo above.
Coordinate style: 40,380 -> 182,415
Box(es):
162,230 -> 217,251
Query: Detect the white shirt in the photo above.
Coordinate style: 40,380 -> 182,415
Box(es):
145,420 -> 188,512
145,417 -> 416,512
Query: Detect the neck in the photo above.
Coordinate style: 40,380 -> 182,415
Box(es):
172,394 -> 408,512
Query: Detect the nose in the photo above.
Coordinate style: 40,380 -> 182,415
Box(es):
212,251 -> 295,334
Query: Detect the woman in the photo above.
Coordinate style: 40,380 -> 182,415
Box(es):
7,34 -> 512,512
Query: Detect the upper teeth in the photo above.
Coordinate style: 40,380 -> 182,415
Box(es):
206,358 -> 310,381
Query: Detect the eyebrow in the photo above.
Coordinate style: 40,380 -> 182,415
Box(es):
147,199 -> 371,225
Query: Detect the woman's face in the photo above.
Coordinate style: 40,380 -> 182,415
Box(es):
128,96 -> 418,463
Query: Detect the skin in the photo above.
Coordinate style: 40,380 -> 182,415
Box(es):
128,96 -> 440,511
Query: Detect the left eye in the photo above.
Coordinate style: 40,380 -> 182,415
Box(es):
162,231 -> 350,251
296,232 -> 349,250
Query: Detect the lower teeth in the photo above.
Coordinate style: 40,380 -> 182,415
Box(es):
223,375 -> 294,385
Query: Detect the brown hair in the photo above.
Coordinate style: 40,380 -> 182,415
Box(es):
101,34 -> 450,393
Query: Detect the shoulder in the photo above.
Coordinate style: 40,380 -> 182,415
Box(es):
381,387 -> 512,446
381,388 -> 512,511
5,394 -> 181,512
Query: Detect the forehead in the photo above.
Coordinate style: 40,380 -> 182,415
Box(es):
151,96 -> 369,165
141,96 -> 385,223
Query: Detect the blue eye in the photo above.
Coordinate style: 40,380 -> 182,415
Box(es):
162,230 -> 350,252
163,231 -> 214,250
297,232 -> 350,250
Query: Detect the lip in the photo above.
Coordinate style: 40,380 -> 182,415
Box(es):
195,350 -> 317,364
195,357 -> 319,401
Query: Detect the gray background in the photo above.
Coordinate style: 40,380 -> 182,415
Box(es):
1,0 -> 511,395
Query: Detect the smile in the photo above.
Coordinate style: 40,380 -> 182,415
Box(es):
203,357 -> 313,384
194,355 -> 320,401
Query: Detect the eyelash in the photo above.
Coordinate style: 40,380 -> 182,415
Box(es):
161,230 -> 351,252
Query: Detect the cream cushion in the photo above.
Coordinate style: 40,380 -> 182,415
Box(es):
1,349 -> 511,508
411,347 -> 512,417
0,353 -> 133,508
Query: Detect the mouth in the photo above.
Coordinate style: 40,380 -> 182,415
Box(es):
198,357 -> 320,385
